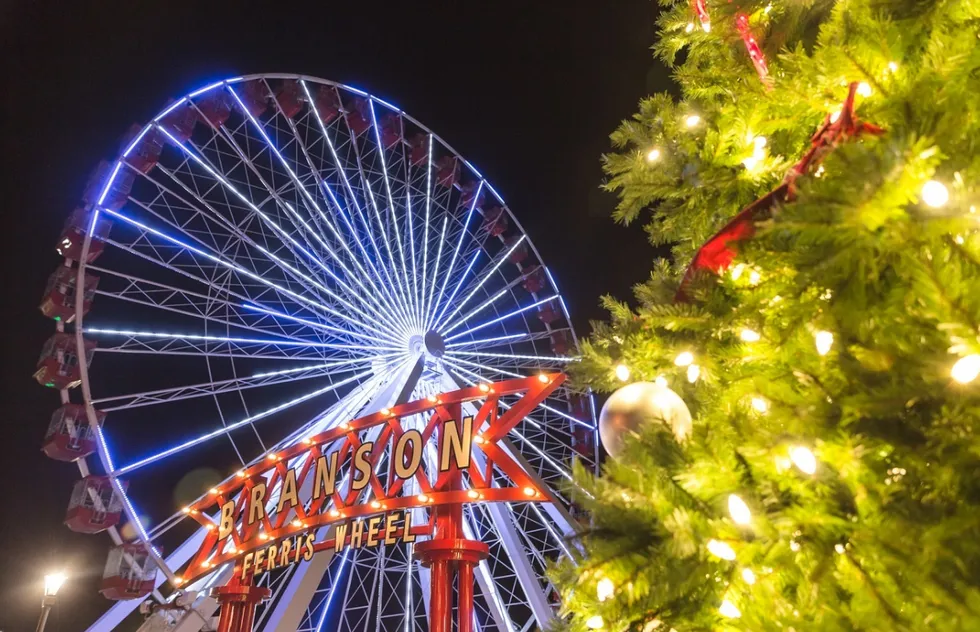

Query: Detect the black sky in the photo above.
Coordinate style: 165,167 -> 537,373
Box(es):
0,2 -> 666,630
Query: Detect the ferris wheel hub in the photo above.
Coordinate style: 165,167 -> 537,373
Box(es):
423,331 -> 446,357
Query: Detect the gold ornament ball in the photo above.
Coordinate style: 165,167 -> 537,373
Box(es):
598,381 -> 692,458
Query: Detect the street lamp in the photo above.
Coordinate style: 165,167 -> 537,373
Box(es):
37,572 -> 66,632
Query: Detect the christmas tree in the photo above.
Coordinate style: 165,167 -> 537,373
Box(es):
551,0 -> 980,630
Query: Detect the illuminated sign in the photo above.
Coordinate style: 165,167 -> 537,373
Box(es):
179,373 -> 564,585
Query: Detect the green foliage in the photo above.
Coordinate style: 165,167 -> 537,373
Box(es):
551,0 -> 980,629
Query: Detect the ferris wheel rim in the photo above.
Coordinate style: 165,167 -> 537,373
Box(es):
59,72 -> 595,630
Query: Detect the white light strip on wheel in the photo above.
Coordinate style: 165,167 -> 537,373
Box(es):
251,354 -> 406,378
424,215 -> 449,325
225,85 -> 411,338
444,333 -> 527,348
84,327 -> 402,353
426,180 -> 483,331
445,350 -> 576,363
431,250 -> 481,329
154,126 -> 401,343
314,550 -> 351,632
436,234 -> 527,332
241,303 -> 399,348
112,368 -> 373,475
420,134 -> 434,331
444,294 -> 558,342
100,207 -> 393,342
298,80 -> 417,333
299,79 -> 408,327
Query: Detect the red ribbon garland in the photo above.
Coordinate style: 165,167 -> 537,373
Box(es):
735,14 -> 770,87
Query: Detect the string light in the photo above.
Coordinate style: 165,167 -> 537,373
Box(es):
647,148 -> 661,162
921,180 -> 949,208
685,114 -> 702,128
719,599 -> 742,619
857,82 -> 872,97
707,539 -> 736,560
789,446 -> 817,474
750,396 -> 769,414
685,22 -> 695,33
615,364 -> 631,382
730,263 -> 746,280
674,351 -> 694,367
749,269 -> 762,285
951,354 -> 980,384
741,568 -> 757,584
728,494 -> 752,525
586,615 -> 605,629
687,364 -> 701,383
835,543 -> 846,554
815,330 -> 834,356
740,328 -> 761,342
888,61 -> 899,72
655,375 -> 668,387
597,577 -> 615,602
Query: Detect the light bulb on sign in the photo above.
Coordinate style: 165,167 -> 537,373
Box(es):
815,330 -> 834,356
615,364 -> 631,382
921,180 -> 949,208
719,599 -> 742,619
789,446 -> 817,474
707,539 -> 736,560
596,577 -> 615,602
952,354 -> 980,384
728,494 -> 752,525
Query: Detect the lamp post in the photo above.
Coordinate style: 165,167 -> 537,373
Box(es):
36,572 -> 66,632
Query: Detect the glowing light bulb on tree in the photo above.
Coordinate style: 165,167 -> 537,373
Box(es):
707,539 -> 736,560
719,599 -> 742,618
740,328 -> 761,342
586,615 -> 605,629
687,364 -> 701,383
596,577 -> 615,602
728,494 -> 752,525
741,568 -> 756,584
921,180 -> 949,208
674,351 -> 694,366
750,396 -> 769,414
789,446 -> 817,474
952,354 -> 980,384
647,148 -> 661,162
615,364 -> 631,382
857,82 -> 873,97
815,330 -> 834,356
685,114 -> 701,128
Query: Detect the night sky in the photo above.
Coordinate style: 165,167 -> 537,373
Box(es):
0,2 -> 667,630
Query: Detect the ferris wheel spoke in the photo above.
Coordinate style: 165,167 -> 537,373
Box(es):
344,107 -> 416,331
110,368 -> 375,476
440,268 -> 547,340
444,294 -> 560,342
425,180 -> 484,331
417,134 -> 436,334
172,129 -> 405,341
267,93 -> 413,336
299,81 -> 415,331
445,349 -> 574,364
431,249 -> 481,329
219,87 -> 405,335
83,327 -> 403,357
367,100 -> 415,323
435,234 -> 526,333
101,207 -> 399,342
91,359 -> 374,411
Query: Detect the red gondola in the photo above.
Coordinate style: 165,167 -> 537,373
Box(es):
34,333 -> 96,390
572,427 -> 595,458
313,85 -> 342,124
196,90 -> 233,127
482,206 -> 508,237
121,124 -> 164,174
538,302 -> 561,325
522,266 -> 546,294
409,134 -> 429,167
56,208 -> 112,263
379,114 -> 403,150
159,102 -> 197,144
436,156 -> 459,188
39,266 -> 99,322
346,98 -> 372,136
275,80 -> 305,119
42,404 -> 101,462
100,543 -> 157,600
239,80 -> 269,118
506,235 -> 529,264
82,160 -> 135,211
550,331 -> 572,355
460,181 -> 485,210
65,476 -> 125,534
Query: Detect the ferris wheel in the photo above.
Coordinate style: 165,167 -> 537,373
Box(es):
37,73 -> 597,632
